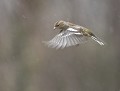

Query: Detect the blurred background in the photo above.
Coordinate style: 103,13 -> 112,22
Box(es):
0,0 -> 120,91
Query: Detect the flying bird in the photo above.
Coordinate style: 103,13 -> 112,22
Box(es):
43,20 -> 105,49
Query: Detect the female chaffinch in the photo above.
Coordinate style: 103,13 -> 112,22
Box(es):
44,20 -> 105,49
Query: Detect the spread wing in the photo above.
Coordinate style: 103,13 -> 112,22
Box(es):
43,28 -> 88,49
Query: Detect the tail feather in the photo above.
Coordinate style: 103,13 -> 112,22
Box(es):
91,36 -> 105,45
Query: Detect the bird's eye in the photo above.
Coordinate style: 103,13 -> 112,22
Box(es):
56,24 -> 59,27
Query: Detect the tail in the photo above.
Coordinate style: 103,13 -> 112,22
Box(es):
91,35 -> 105,45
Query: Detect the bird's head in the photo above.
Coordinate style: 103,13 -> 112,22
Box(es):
54,20 -> 69,30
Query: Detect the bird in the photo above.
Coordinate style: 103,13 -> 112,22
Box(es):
43,20 -> 105,49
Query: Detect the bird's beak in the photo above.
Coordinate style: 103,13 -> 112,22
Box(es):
54,27 -> 56,30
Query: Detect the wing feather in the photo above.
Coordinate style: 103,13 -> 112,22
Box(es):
61,37 -> 67,49
44,28 -> 88,49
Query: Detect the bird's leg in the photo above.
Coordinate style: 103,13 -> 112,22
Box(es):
75,44 -> 79,47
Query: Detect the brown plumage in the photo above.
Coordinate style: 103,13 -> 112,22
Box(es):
43,20 -> 105,49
